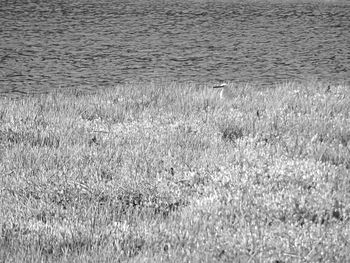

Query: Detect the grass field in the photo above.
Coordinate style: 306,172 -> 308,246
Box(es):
1,80 -> 350,262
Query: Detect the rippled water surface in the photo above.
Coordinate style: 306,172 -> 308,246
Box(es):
0,0 -> 349,94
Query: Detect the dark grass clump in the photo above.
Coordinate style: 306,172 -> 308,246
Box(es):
220,124 -> 244,143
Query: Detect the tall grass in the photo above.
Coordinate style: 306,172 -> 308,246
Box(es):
1,80 -> 349,262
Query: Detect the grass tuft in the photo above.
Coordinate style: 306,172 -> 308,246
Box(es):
219,124 -> 245,143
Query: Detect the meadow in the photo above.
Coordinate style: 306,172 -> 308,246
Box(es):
0,80 -> 349,262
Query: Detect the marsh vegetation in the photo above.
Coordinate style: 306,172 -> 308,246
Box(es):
1,80 -> 350,262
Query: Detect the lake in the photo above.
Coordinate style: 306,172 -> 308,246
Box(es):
0,0 -> 349,95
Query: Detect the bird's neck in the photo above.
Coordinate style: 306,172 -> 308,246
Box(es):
220,89 -> 224,99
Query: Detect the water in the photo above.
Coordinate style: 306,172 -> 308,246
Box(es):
0,0 -> 349,95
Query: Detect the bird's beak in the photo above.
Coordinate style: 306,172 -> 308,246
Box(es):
213,84 -> 226,89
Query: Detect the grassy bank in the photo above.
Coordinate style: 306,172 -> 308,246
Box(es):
1,80 -> 350,262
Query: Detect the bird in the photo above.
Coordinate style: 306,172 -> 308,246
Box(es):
212,82 -> 235,100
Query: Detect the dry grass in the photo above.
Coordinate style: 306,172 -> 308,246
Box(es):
1,80 -> 350,262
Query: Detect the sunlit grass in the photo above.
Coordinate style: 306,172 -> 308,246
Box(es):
1,80 -> 349,262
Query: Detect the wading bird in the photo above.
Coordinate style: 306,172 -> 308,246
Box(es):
212,83 -> 235,100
